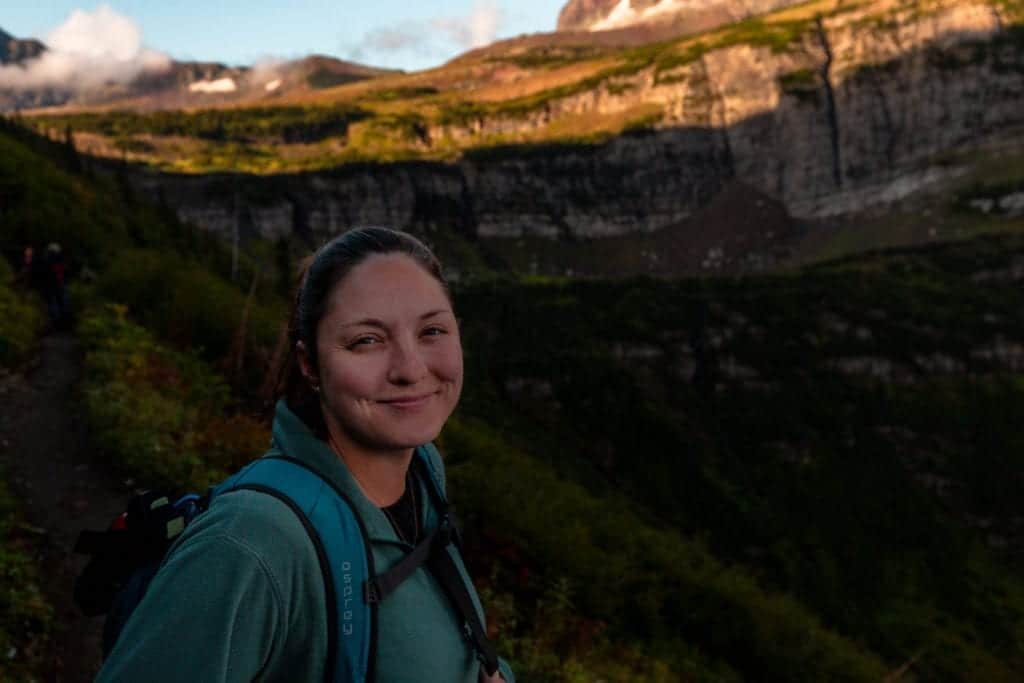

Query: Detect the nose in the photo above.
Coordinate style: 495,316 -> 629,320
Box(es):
387,336 -> 428,384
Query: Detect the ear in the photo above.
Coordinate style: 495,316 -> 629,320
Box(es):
296,341 -> 318,389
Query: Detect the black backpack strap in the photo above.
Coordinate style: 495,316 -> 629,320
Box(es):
363,524 -> 439,604
364,455 -> 453,604
427,522 -> 500,677
411,454 -> 500,676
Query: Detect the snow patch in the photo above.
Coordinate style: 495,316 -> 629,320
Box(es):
189,77 -> 237,93
264,78 -> 282,92
591,0 -> 705,32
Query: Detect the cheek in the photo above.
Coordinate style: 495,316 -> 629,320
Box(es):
318,354 -> 379,400
438,343 -> 464,384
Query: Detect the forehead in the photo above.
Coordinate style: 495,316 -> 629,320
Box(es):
324,253 -> 450,320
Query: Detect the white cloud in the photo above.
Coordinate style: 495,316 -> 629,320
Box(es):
346,1 -> 505,66
0,4 -> 171,92
351,24 -> 433,59
433,1 -> 503,49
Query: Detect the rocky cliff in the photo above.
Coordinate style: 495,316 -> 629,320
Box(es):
0,28 -> 45,64
557,0 -> 806,33
122,0 -> 1023,270
0,28 -> 54,110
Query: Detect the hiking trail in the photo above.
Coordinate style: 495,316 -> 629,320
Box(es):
0,331 -> 131,682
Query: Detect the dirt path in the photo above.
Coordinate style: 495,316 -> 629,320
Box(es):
0,332 -> 131,682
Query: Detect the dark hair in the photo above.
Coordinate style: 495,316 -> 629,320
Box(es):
281,227 -> 449,437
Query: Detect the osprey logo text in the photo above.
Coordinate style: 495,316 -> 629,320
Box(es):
341,561 -> 354,636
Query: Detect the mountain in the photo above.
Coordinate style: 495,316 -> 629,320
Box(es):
557,0 -> 808,33
69,55 -> 398,111
0,27 -> 53,110
12,0 -> 1024,279
0,24 -> 394,113
33,0 -> 1012,278
0,27 -> 45,63
4,116 -> 1024,682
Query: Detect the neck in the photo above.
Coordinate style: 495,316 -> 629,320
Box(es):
324,423 -> 413,507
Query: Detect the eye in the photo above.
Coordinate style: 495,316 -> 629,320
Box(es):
348,335 -> 381,349
421,325 -> 447,338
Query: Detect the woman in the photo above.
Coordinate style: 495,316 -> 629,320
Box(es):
98,227 -> 513,682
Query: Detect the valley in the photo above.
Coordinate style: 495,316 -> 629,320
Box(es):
1,0 -> 1024,680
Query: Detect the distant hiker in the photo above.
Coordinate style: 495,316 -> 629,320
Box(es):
17,244 -> 44,291
95,227 -> 515,683
43,242 -> 69,327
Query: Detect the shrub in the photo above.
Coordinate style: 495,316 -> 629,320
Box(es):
0,472 -> 53,682
79,303 -> 269,490
0,260 -> 43,368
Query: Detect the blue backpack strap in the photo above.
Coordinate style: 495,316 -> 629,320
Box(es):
411,446 -> 499,675
413,444 -> 448,510
212,457 -> 376,683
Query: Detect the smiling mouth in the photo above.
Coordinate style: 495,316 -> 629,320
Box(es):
378,392 -> 437,408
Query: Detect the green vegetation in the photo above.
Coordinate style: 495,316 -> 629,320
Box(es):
79,303 -> 268,490
362,86 -> 440,101
34,104 -> 370,145
0,262 -> 50,683
20,0 -> 975,173
0,260 -> 43,367
621,108 -> 665,135
6,84 -> 1024,679
306,68 -> 365,90
487,45 -> 609,70
450,236 -> 1024,681
0,472 -> 52,683
17,2 -> 834,171
0,195 -> 50,683
778,67 -> 819,98
444,418 -> 888,682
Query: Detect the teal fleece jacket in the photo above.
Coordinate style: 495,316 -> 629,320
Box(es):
97,401 -> 514,683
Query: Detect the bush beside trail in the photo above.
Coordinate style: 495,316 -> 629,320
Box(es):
0,264 -> 51,681
0,473 -> 53,683
0,260 -> 44,367
78,303 -> 269,492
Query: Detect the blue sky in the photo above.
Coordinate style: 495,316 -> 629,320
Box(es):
3,1 -> 567,71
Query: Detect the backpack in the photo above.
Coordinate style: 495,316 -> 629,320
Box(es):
74,445 -> 500,681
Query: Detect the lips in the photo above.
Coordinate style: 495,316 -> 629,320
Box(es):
378,391 -> 437,408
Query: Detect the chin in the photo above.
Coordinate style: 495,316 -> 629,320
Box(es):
364,420 -> 445,452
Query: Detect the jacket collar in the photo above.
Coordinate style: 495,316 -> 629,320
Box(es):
267,399 -> 433,545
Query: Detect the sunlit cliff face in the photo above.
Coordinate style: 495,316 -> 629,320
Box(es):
557,0 -> 807,33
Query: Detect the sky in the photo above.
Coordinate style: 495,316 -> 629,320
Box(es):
2,1 -> 568,72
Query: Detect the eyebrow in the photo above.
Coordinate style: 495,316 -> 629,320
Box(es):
339,309 -> 452,329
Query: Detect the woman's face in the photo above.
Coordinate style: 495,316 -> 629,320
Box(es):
308,253 -> 463,458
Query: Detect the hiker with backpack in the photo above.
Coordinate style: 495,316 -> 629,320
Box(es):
43,242 -> 69,327
92,227 -> 514,682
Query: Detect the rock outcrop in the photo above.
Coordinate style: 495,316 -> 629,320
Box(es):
128,0 -> 1024,257
0,28 -> 45,64
557,0 -> 807,33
